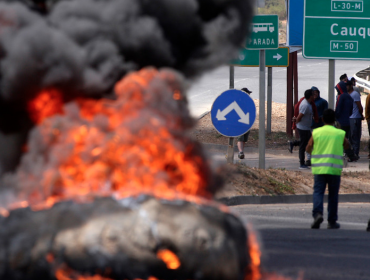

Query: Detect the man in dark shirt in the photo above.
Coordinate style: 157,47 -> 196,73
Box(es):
335,81 -> 357,162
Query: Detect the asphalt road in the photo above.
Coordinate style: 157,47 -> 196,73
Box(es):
187,52 -> 370,117
232,203 -> 370,280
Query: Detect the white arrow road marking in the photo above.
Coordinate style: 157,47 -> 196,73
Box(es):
273,53 -> 282,61
216,101 -> 250,124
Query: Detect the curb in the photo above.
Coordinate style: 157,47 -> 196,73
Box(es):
198,111 -> 210,120
202,143 -> 296,156
218,194 -> 370,206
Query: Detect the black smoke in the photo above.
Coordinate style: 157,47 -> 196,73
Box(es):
0,0 -> 253,172
0,0 -> 253,108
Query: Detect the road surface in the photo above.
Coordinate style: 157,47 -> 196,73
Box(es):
187,52 -> 370,117
232,203 -> 370,280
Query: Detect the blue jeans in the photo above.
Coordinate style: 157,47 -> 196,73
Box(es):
349,118 -> 362,156
312,174 -> 341,223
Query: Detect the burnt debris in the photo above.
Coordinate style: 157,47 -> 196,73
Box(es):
0,195 -> 250,280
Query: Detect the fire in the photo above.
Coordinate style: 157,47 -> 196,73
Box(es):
55,266 -> 113,280
27,88 -> 64,124
245,224 -> 262,280
54,265 -> 161,280
156,249 -> 181,270
5,68 -> 213,212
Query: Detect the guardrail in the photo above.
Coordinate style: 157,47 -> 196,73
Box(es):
354,67 -> 370,91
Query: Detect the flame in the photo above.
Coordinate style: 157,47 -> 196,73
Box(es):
0,207 -> 9,217
156,249 -> 181,270
27,89 -> 64,124
55,265 -> 160,280
46,253 -> 55,263
5,68 -> 213,212
55,266 -> 113,280
245,224 -> 261,280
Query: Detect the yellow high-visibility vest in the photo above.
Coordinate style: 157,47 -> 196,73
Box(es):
311,125 -> 345,176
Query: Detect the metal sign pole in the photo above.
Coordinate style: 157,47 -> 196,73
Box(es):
259,50 -> 266,169
227,65 -> 235,164
267,67 -> 272,134
328,59 -> 335,109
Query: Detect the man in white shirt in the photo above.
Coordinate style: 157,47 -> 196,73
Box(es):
347,79 -> 363,158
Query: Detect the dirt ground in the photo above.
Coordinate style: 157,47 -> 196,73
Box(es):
190,99 -> 370,197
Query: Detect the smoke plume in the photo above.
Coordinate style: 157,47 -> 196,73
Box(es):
0,0 -> 253,128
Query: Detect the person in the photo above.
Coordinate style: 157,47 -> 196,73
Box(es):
288,91 -> 319,155
335,74 -> 348,105
293,89 -> 315,169
335,80 -> 357,162
347,79 -> 363,158
367,219 -> 370,232
306,109 -> 350,229
311,86 -> 328,129
237,87 -> 252,159
365,92 -> 370,159
339,73 -> 348,83
304,86 -> 328,166
349,76 -> 361,93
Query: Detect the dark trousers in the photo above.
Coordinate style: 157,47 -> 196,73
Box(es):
297,128 -> 311,165
312,174 -> 341,223
349,118 -> 362,156
340,125 -> 356,158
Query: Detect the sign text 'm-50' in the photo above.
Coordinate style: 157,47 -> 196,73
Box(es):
303,0 -> 370,60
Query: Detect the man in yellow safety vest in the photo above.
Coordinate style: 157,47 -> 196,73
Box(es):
306,109 -> 350,229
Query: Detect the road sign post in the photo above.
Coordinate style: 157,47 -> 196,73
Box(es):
328,59 -> 335,108
267,67 -> 272,134
228,66 -> 235,164
259,50 -> 266,169
248,15 -> 278,169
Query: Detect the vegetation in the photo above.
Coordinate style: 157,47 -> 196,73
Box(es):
258,0 -> 287,20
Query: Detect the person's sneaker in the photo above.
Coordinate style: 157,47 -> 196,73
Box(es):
305,160 -> 311,166
299,164 -> 310,170
311,214 -> 323,229
366,220 -> 370,232
238,152 -> 244,159
327,222 -> 340,229
288,141 -> 294,153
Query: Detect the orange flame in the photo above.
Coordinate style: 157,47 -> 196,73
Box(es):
27,89 -> 64,124
6,68 -> 214,213
156,249 -> 181,270
245,224 -> 261,280
55,265 -> 160,280
55,266 -> 113,280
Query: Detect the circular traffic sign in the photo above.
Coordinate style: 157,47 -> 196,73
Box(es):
211,89 -> 256,137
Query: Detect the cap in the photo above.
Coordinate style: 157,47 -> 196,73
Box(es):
241,87 -> 252,94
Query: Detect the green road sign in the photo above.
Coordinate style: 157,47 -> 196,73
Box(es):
246,15 -> 279,50
231,47 -> 289,67
303,0 -> 370,60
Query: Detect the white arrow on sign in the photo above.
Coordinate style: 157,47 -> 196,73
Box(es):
216,101 -> 250,124
273,53 -> 282,61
